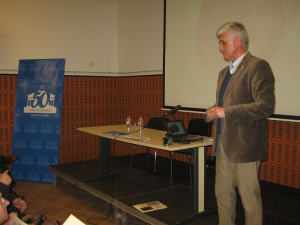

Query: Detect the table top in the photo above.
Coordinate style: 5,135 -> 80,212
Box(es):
77,125 -> 213,152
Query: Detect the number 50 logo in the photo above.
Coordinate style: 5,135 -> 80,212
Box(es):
24,86 -> 56,114
31,90 -> 50,108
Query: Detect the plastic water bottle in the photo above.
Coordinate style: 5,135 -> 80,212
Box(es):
138,116 -> 144,131
126,115 -> 132,131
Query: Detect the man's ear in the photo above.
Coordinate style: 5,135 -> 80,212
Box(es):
235,36 -> 246,49
234,36 -> 242,45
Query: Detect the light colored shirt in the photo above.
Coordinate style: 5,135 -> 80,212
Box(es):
229,51 -> 247,74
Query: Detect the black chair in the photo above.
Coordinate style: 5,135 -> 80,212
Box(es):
130,117 -> 170,173
169,118 -> 212,184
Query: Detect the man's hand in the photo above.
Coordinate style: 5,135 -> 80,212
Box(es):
13,198 -> 27,213
206,107 -> 225,120
0,170 -> 12,186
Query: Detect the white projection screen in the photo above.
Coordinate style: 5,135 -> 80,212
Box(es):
164,0 -> 300,121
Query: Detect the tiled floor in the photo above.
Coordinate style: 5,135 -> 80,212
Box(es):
13,179 -> 146,225
10,155 -> 300,225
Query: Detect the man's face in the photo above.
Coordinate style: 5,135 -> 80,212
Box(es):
218,32 -> 238,62
0,193 -> 9,224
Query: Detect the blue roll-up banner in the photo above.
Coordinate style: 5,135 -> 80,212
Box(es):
12,59 -> 65,183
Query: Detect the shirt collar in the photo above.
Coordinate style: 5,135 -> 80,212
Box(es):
229,51 -> 247,74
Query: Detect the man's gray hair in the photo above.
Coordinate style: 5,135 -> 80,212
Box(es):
216,22 -> 249,49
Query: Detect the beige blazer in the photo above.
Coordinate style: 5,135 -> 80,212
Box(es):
213,52 -> 275,163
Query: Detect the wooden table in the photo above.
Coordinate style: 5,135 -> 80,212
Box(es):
77,124 -> 214,224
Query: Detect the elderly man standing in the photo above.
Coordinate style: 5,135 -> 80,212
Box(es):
206,22 -> 275,225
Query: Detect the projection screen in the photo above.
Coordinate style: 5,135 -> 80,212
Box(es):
164,0 -> 300,121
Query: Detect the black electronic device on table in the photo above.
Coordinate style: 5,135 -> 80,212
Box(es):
165,120 -> 202,143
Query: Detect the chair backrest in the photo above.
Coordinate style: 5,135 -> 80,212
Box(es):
187,118 -> 211,136
146,117 -> 170,131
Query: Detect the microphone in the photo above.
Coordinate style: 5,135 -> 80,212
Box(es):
164,105 -> 182,116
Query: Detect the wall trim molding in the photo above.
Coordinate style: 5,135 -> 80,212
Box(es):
0,69 -> 163,77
